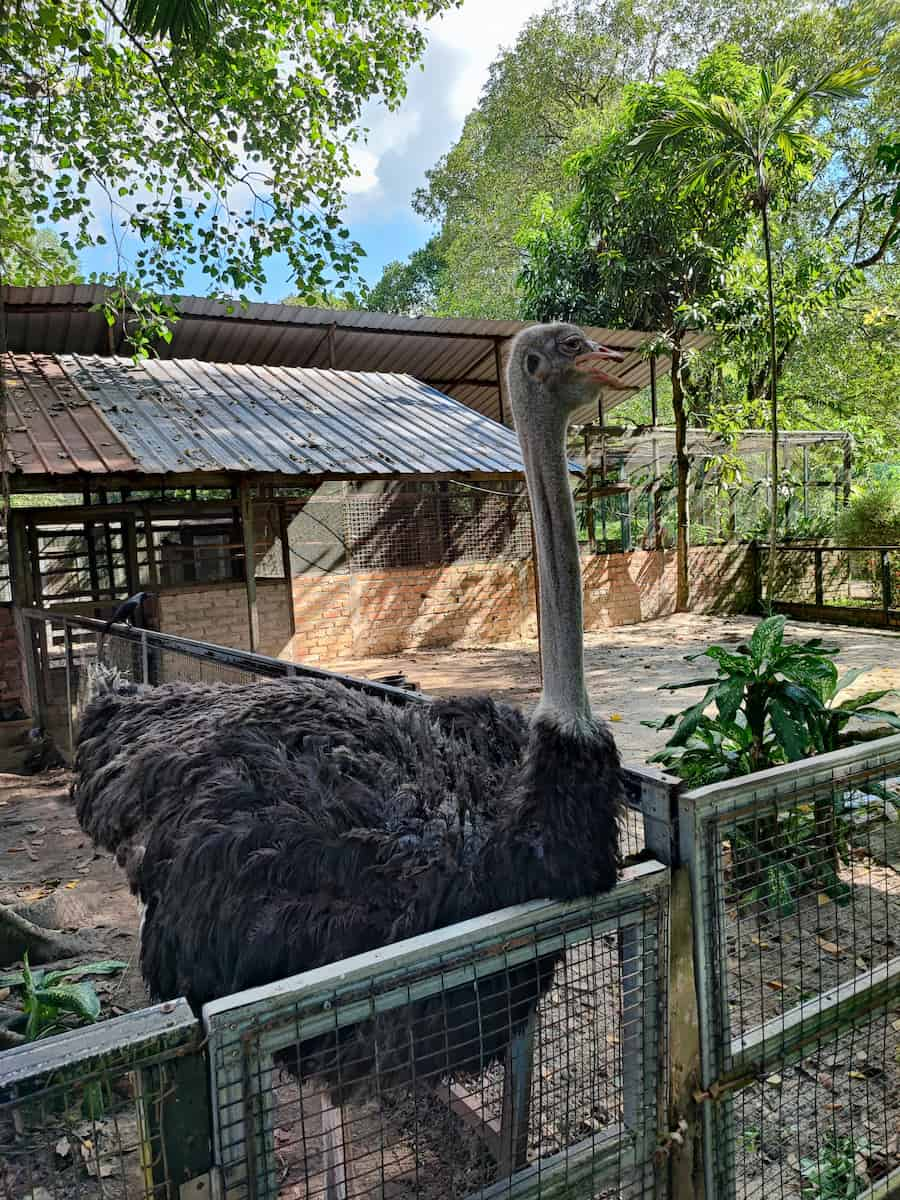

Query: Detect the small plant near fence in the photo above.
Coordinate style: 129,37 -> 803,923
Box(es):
0,957 -> 126,1043
645,614 -> 900,912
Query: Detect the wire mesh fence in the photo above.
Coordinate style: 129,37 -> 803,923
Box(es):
204,861 -> 669,1200
682,735 -> 900,1200
0,1000 -> 206,1200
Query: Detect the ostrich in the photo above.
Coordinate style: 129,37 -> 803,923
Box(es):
72,323 -> 626,1192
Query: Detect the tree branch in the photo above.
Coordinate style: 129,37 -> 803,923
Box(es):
853,213 -> 900,268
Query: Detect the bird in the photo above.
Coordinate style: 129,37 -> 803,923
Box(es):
72,323 -> 626,1191
103,591 -> 151,633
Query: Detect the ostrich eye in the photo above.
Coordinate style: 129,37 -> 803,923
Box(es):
560,336 -> 584,355
526,353 -> 542,375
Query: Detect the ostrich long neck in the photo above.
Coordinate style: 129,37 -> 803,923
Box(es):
517,401 -> 590,732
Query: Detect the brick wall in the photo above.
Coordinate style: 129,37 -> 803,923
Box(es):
102,547 -> 754,668
158,580 -> 293,658
0,605 -> 25,712
582,545 -> 755,629
287,545 -> 753,663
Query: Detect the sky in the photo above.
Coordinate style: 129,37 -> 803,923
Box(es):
77,0 -> 550,303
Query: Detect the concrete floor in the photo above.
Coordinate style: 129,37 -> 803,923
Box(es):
339,613 -> 900,767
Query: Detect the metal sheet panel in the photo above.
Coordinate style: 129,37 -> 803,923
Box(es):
3,286 -> 711,421
5,352 -> 528,479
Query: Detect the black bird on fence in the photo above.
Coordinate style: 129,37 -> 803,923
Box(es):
73,324 -> 627,1196
103,592 -> 151,633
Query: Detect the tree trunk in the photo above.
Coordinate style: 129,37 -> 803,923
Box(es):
671,343 -> 690,611
0,901 -> 92,968
761,202 -> 779,608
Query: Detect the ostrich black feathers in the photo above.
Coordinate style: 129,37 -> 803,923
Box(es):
72,674 -> 621,1099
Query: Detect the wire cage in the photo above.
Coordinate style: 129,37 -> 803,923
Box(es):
682,735 -> 900,1200
204,863 -> 670,1200
0,1001 -> 203,1200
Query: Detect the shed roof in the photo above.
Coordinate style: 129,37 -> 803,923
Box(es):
3,285 -> 711,425
4,352 -> 528,482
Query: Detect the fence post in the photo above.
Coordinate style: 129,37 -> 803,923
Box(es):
64,621 -> 75,758
141,628 -> 150,685
814,548 -> 824,607
881,550 -> 892,614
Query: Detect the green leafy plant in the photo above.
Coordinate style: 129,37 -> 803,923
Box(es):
647,614 -> 900,786
800,1134 -> 869,1199
646,614 -> 900,913
836,477 -> 900,546
0,957 -> 126,1041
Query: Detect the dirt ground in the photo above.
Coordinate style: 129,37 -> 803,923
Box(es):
340,613 -> 900,764
2,614 -> 899,1198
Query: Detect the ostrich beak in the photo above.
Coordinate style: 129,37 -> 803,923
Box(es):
573,344 -> 632,389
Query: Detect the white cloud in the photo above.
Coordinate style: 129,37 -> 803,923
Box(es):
344,0 -> 549,222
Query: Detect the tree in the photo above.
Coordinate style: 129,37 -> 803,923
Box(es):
519,46 -> 755,609
0,0 -> 454,967
365,238 -> 446,315
1,207 -> 81,287
629,58 -> 878,603
0,0 -> 454,337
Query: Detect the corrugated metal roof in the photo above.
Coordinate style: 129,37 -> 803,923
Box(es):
3,285 -> 711,425
4,353 -> 529,480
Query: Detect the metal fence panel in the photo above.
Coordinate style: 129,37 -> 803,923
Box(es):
0,1000 -> 210,1199
204,862 -> 669,1200
682,736 -> 900,1200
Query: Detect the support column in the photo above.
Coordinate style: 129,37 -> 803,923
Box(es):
240,481 -> 259,653
278,498 -> 296,641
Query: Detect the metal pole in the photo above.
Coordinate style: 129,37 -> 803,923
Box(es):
64,621 -> 74,758
141,628 -> 149,685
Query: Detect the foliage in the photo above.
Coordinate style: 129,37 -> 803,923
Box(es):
123,0 -> 222,44
282,290 -> 365,312
364,237 -> 447,315
1,957 -> 126,1041
0,205 -> 81,287
647,614 -> 900,786
630,54 -> 877,602
800,1134 -> 870,1199
0,0 -> 455,326
836,476 -> 900,545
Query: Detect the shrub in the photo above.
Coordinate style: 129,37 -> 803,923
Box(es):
835,477 -> 900,545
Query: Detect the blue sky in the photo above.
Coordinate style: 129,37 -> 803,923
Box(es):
77,0 -> 549,303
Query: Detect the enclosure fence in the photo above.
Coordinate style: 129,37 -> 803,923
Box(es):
3,612 -> 900,1199
766,544 -> 900,630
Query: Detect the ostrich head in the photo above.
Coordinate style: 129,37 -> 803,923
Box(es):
506,323 -> 624,735
506,322 -> 625,430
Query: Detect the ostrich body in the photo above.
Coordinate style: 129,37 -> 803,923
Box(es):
73,325 -> 625,1177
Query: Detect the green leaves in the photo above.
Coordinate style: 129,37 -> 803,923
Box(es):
749,614 -> 786,665
4,0 -> 454,334
650,613 -> 900,786
3,958 -> 126,1041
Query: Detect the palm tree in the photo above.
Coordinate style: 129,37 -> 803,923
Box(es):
123,0 -> 222,44
630,60 -> 877,604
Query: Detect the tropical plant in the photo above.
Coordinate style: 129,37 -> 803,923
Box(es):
647,614 -> 900,785
0,957 -> 126,1041
629,58 -> 878,604
519,46 -> 757,610
800,1134 -> 870,1199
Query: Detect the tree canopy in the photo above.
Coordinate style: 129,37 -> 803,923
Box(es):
0,0 -> 455,335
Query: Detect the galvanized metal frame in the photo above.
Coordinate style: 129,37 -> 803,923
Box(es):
203,860 -> 669,1200
680,736 -> 900,1200
0,999 -> 212,1197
